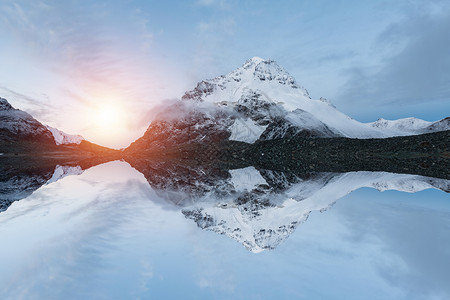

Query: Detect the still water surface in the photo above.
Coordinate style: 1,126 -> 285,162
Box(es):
0,161 -> 449,300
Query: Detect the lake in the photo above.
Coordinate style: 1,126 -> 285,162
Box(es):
1,160 -> 449,300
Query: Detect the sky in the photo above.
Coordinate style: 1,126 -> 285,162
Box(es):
1,0 -> 449,148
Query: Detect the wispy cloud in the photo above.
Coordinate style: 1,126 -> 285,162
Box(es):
195,0 -> 231,10
0,1 -> 160,101
338,3 -> 450,109
0,85 -> 58,123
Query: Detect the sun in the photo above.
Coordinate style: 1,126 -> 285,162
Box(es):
82,101 -> 130,148
96,105 -> 119,128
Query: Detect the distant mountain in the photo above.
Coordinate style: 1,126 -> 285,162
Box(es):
0,97 -> 85,148
366,117 -> 450,135
127,57 -> 449,152
0,97 -> 55,145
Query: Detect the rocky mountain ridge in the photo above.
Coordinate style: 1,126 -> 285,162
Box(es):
0,97 -> 84,147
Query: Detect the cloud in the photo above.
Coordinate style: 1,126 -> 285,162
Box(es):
0,1 -> 159,100
340,190 -> 450,299
337,4 -> 450,110
0,85 -> 58,122
195,0 -> 231,9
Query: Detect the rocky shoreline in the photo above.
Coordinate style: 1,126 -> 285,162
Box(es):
159,130 -> 450,180
2,130 -> 449,180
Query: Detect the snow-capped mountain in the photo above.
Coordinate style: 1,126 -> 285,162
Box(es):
45,125 -> 84,145
129,57 -> 449,150
0,97 -> 85,147
366,117 -> 450,136
0,97 -> 55,144
367,117 -> 431,135
368,117 -> 432,131
181,57 -> 381,141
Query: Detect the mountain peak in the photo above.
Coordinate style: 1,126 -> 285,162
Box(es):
239,57 -> 294,82
182,57 -> 307,105
0,98 -> 14,111
242,56 -> 266,69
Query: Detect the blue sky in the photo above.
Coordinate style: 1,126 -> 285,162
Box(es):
1,0 -> 449,147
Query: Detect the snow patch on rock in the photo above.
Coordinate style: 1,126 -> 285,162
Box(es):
229,118 -> 267,143
45,125 -> 84,145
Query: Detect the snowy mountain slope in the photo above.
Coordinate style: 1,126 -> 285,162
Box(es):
259,109 -> 338,140
421,117 -> 450,133
228,117 -> 267,143
45,125 -> 84,145
366,117 -> 432,135
368,117 -> 432,131
366,117 -> 450,136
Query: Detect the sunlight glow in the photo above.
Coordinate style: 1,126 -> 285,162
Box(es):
81,101 -> 132,148
96,105 -> 119,128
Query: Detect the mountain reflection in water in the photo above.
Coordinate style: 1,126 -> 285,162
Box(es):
128,159 -> 449,253
1,159 -> 450,300
1,158 -> 448,253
